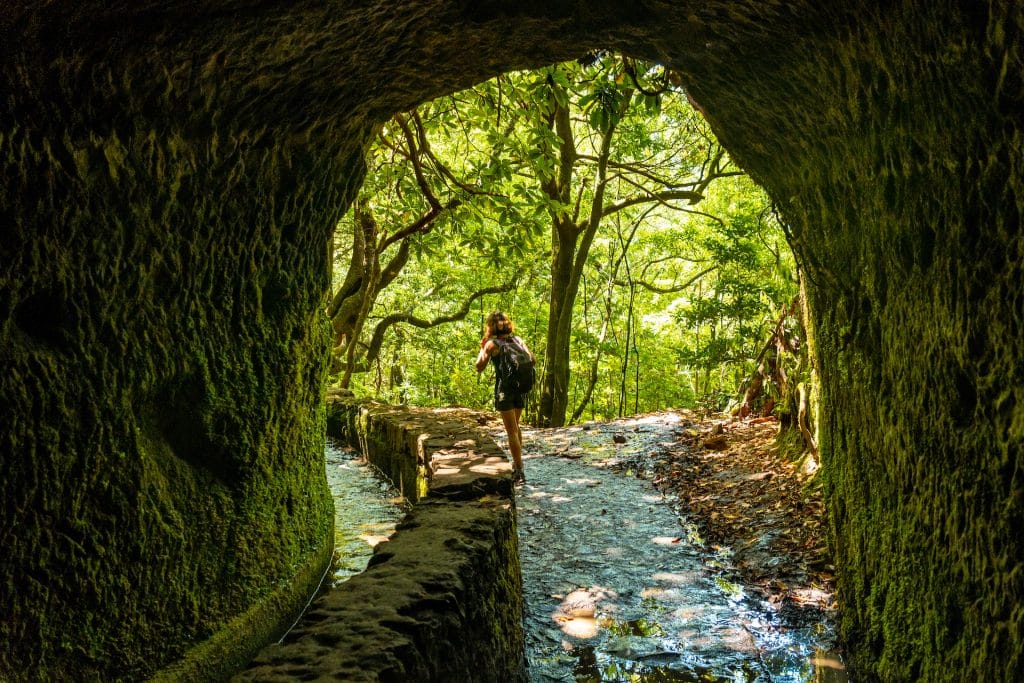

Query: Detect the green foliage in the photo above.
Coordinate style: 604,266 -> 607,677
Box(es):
665,182 -> 797,409
333,58 -> 797,419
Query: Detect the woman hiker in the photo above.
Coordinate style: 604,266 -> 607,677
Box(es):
475,311 -> 535,483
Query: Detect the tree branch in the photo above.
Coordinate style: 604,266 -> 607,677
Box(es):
326,210 -> 369,319
394,112 -> 441,211
576,154 -> 702,188
378,198 -> 462,251
411,110 -> 501,198
615,264 -> 717,294
554,92 -> 577,203
622,57 -> 672,97
602,188 -> 705,216
378,239 -> 411,291
364,281 -> 516,363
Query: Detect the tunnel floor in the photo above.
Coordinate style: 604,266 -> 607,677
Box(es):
492,414 -> 846,682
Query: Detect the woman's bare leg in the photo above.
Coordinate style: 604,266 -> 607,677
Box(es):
500,409 -> 523,475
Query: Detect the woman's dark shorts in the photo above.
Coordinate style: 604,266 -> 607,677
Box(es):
494,385 -> 526,412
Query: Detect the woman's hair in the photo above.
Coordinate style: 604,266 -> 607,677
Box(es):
485,310 -> 514,337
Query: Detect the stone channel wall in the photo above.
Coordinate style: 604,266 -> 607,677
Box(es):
235,394 -> 525,682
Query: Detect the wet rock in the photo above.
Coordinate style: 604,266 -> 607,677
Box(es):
703,434 -> 728,450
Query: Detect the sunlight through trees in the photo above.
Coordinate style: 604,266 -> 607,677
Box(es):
329,55 -> 801,425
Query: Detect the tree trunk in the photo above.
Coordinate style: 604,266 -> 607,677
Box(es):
539,219 -> 577,426
536,84 -> 627,427
340,221 -> 381,388
570,279 -> 613,424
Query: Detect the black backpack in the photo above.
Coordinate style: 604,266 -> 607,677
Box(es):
494,336 -> 536,395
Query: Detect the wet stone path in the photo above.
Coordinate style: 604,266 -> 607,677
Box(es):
503,414 -> 844,682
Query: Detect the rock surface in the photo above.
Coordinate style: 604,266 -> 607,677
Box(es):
234,397 -> 524,681
1,2 -> 1021,679
236,499 -> 523,683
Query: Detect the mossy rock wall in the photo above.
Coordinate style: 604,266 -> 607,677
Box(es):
239,400 -> 523,681
0,107 -> 344,677
2,1 -> 1021,680
0,13 -> 363,678
669,4 -> 1023,678
809,16 -> 1024,679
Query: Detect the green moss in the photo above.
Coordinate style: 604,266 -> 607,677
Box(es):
3,2 -> 1021,680
0,83 -> 352,678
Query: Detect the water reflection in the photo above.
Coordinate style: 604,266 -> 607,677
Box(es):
323,441 -> 408,586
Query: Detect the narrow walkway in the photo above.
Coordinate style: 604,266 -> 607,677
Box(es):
500,415 -> 844,682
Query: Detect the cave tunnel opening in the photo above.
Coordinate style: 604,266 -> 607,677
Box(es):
1,2 -> 1021,680
325,56 -> 791,428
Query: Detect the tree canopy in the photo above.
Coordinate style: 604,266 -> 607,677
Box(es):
328,55 -> 802,425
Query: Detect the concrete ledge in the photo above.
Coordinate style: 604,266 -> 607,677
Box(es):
329,396 -> 514,502
235,395 -> 525,681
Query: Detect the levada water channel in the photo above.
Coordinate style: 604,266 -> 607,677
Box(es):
320,417 -> 846,681
323,441 -> 408,587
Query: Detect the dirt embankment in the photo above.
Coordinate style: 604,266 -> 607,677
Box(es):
613,414 -> 835,625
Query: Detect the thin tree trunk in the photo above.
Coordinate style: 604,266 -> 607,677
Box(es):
569,277 -> 612,424
618,281 -> 635,417
539,221 -> 577,426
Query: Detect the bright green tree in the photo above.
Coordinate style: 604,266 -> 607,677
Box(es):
330,58 -> 799,425
502,56 -> 742,426
328,81 -> 546,393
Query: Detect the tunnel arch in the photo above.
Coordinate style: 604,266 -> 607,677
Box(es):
1,1 -> 1021,680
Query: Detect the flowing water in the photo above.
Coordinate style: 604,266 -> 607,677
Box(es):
323,441 -> 408,587
510,415 -> 848,682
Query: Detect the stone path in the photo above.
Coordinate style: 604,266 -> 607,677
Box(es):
500,415 -> 846,682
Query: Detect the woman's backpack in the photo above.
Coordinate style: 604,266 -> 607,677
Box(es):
494,336 -> 536,395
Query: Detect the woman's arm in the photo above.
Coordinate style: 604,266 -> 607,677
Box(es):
475,340 -> 495,372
